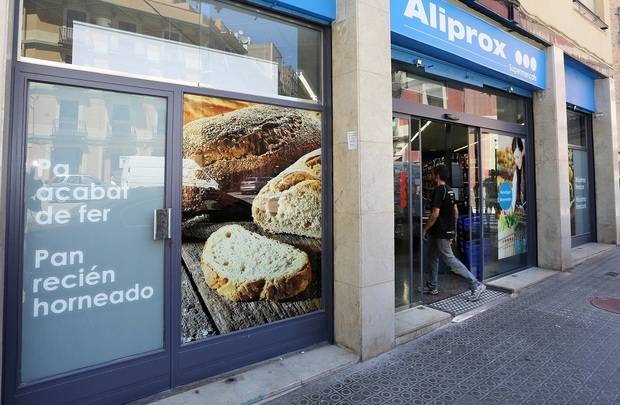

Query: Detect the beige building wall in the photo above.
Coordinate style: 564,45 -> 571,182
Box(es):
519,0 -> 613,73
332,0 -> 395,359
612,0 -> 620,150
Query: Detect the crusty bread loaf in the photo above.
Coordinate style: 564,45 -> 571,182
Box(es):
252,149 -> 321,238
201,225 -> 311,302
183,105 -> 321,190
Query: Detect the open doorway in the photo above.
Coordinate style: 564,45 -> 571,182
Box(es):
420,120 -> 480,304
393,116 -> 481,309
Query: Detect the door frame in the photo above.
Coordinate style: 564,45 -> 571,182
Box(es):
393,114 -> 423,310
392,97 -> 538,282
3,65 -> 177,405
392,116 -> 486,308
567,109 -> 597,247
476,125 -> 537,280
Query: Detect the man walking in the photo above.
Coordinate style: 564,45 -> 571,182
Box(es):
423,164 -> 486,302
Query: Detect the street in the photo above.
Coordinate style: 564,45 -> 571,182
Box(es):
268,249 -> 620,405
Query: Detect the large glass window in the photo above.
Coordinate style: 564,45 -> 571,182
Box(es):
181,94 -> 322,342
480,131 -> 529,277
21,0 -> 322,101
392,66 -> 526,124
21,82 -> 167,382
568,109 -> 587,146
567,109 -> 594,241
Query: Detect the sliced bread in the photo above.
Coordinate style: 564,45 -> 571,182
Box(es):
252,149 -> 321,238
201,225 -> 311,302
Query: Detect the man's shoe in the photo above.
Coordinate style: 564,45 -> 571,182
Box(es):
422,285 -> 439,295
468,283 -> 486,302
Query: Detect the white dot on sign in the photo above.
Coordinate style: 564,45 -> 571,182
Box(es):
530,58 -> 537,71
523,54 -> 530,69
515,50 -> 523,66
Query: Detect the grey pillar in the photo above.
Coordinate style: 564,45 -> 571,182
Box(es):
331,0 -> 395,359
533,46 -> 573,270
593,78 -> 620,245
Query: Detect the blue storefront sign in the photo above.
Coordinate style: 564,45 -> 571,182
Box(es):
391,0 -> 546,89
247,0 -> 336,23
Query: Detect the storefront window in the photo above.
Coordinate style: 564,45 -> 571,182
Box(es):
567,109 -> 593,240
480,131 -> 528,277
21,0 -> 322,101
391,73 -> 447,108
568,109 -> 587,146
181,94 -> 322,342
21,82 -> 167,382
392,67 -> 526,124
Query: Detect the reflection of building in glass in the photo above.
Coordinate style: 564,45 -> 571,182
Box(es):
22,0 -> 313,99
22,0 -> 247,62
246,42 -> 305,98
27,84 -> 165,184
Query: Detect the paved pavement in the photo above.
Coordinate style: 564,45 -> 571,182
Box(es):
267,248 -> 620,405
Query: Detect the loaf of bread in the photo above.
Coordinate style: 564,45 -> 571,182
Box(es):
252,149 -> 321,239
201,225 -> 312,302
183,105 -> 321,190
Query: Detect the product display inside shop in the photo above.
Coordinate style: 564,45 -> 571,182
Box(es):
181,94 -> 323,342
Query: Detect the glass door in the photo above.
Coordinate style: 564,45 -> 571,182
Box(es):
393,116 -> 483,307
6,78 -> 172,404
420,121 -> 480,303
479,130 -> 530,277
567,109 -> 596,246
393,115 -> 422,309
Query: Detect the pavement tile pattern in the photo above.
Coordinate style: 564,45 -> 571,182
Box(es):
267,249 -> 620,405
427,288 -> 510,316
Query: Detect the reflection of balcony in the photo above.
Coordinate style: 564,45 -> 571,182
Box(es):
58,26 -> 73,48
52,118 -> 87,139
51,118 -> 88,152
108,123 -> 137,139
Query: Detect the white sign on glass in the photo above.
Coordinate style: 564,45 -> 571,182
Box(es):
72,22 -> 279,96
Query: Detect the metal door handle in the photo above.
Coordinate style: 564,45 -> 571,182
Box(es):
154,208 -> 171,240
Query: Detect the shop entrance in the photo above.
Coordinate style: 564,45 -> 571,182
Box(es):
393,113 -> 533,309
393,116 -> 480,308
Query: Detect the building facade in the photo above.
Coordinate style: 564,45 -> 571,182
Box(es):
0,1 -> 618,404
612,0 -> 620,164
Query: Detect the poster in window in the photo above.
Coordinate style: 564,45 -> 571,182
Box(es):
569,149 -> 591,236
180,94 -> 323,342
496,137 -> 527,260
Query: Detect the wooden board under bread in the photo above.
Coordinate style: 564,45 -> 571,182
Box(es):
181,220 -> 321,334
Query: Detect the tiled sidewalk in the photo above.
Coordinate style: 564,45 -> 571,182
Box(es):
267,249 -> 620,405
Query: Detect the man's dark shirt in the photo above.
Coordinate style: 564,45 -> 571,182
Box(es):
430,184 -> 456,239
